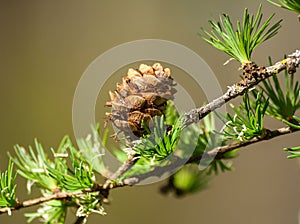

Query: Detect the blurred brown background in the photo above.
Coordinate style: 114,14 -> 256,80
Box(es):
1,0 -> 300,223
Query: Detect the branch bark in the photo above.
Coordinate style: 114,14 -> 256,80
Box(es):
0,190 -> 89,214
182,50 -> 300,125
1,50 -> 299,216
1,125 -> 297,216
102,151 -> 138,189
122,126 -> 299,186
73,152 -> 138,224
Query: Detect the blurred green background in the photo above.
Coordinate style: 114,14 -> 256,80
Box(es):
1,0 -> 300,223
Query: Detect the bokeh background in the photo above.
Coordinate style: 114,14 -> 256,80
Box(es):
1,0 -> 300,223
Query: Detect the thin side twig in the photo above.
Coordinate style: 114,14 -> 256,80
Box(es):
188,126 -> 297,163
122,126 -> 299,186
183,50 -> 300,125
1,50 -> 299,216
61,50 -> 300,224
102,151 -> 138,189
73,152 -> 138,224
0,190 -> 91,214
0,122 -> 296,215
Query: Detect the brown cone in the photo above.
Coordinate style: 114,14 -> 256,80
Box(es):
105,63 -> 176,139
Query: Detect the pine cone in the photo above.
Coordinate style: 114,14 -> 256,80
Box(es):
105,63 -> 176,139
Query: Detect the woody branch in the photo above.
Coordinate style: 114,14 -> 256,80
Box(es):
1,49 -> 299,216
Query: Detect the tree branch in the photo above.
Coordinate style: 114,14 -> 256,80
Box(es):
182,50 -> 300,125
122,125 -> 299,186
1,50 -> 299,216
188,126 -> 298,162
73,152 -> 139,224
0,190 -> 90,214
1,125 -> 295,216
102,151 -> 138,189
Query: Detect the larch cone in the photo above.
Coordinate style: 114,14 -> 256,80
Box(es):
105,63 -> 177,140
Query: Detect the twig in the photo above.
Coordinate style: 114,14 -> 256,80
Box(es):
121,50 -> 300,185
102,151 -> 138,189
122,126 -> 299,186
73,151 -> 138,224
188,126 -> 297,163
73,152 -> 139,224
1,50 -> 299,216
0,190 -> 90,214
182,50 -> 300,125
74,151 -> 139,224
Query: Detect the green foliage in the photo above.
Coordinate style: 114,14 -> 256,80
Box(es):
283,115 -> 300,129
179,113 -> 236,179
179,111 -> 236,171
11,138 -> 69,222
199,4 -> 282,63
282,116 -> 300,159
119,112 -> 237,191
10,139 -> 59,192
1,4 -> 299,223
165,114 -> 238,196
116,104 -> 234,181
179,113 -> 220,156
0,160 -> 17,209
284,145 -> 300,158
77,127 -> 107,175
172,164 -> 209,195
255,69 -> 300,121
206,146 -> 238,176
164,101 -> 180,125
11,136 -> 95,193
113,149 -> 153,179
133,116 -> 185,161
25,199 -> 67,224
218,92 -> 269,141
10,136 -> 106,223
75,192 -> 106,217
46,139 -> 95,191
207,153 -> 238,175
268,0 -> 300,14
